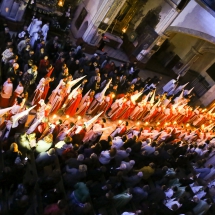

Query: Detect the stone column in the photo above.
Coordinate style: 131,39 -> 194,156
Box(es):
135,3 -> 179,63
82,0 -> 113,44
83,0 -> 126,45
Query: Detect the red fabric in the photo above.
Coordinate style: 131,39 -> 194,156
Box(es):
116,94 -> 125,99
78,97 -> 93,117
0,96 -> 10,108
65,94 -> 82,117
120,103 -> 135,120
42,84 -> 50,101
9,92 -> 19,106
118,126 -> 127,136
45,67 -> 54,78
39,59 -> 49,71
33,90 -> 43,109
43,203 -> 65,215
100,96 -> 113,115
111,102 -> 127,121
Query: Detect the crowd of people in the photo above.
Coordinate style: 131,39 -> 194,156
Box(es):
1,16 -> 215,215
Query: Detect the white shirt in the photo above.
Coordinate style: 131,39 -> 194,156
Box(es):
1,81 -> 13,98
112,136 -> 124,149
99,150 -> 111,164
15,85 -> 24,95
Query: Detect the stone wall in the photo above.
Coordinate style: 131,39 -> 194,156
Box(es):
170,0 -> 215,43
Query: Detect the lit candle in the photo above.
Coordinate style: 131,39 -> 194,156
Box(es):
118,120 -> 122,124
136,122 -> 140,125
145,122 -> 149,125
66,115 -> 69,119
77,116 -> 82,121
53,114 -> 57,119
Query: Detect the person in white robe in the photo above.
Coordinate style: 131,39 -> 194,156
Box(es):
28,17 -> 42,36
41,22 -> 49,41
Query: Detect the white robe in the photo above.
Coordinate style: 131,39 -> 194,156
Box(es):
163,79 -> 176,93
41,24 -> 49,41
28,18 -> 42,36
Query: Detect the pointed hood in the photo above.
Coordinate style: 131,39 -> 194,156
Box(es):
204,123 -> 215,131
67,84 -> 81,100
77,90 -> 91,111
0,106 -> 14,117
131,91 -> 143,104
84,111 -> 104,130
187,87 -> 194,95
142,91 -> 151,103
149,90 -> 156,104
174,82 -> 189,94
68,76 -> 86,89
100,78 -> 112,96
152,99 -> 160,109
208,106 -> 215,114
11,105 -> 36,128
93,126 -> 112,133
181,82 -> 189,88
179,90 -> 184,99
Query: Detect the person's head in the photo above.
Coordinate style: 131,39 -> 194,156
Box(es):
126,147 -> 131,154
79,68 -> 84,73
5,27 -> 9,33
149,163 -> 155,169
95,68 -> 100,74
137,172 -> 143,177
77,154 -> 84,161
44,134 -> 53,143
28,59 -> 33,66
151,142 -> 157,147
171,204 -> 178,211
16,97 -> 23,105
13,63 -> 19,70
48,148 -> 55,155
57,199 -> 67,210
7,77 -> 13,83
10,142 -> 18,152
8,46 -> 13,52
143,185 -> 150,192
100,166 -> 107,172
129,160 -> 135,166
29,50 -> 34,55
90,153 -> 98,159
146,138 -> 151,144
31,65 -> 37,72
64,67 -> 69,73
64,136 -> 72,143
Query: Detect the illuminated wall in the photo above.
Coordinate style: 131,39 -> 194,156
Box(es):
170,0 -> 215,42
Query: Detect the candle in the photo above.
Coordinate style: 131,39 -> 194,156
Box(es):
53,114 -> 57,119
